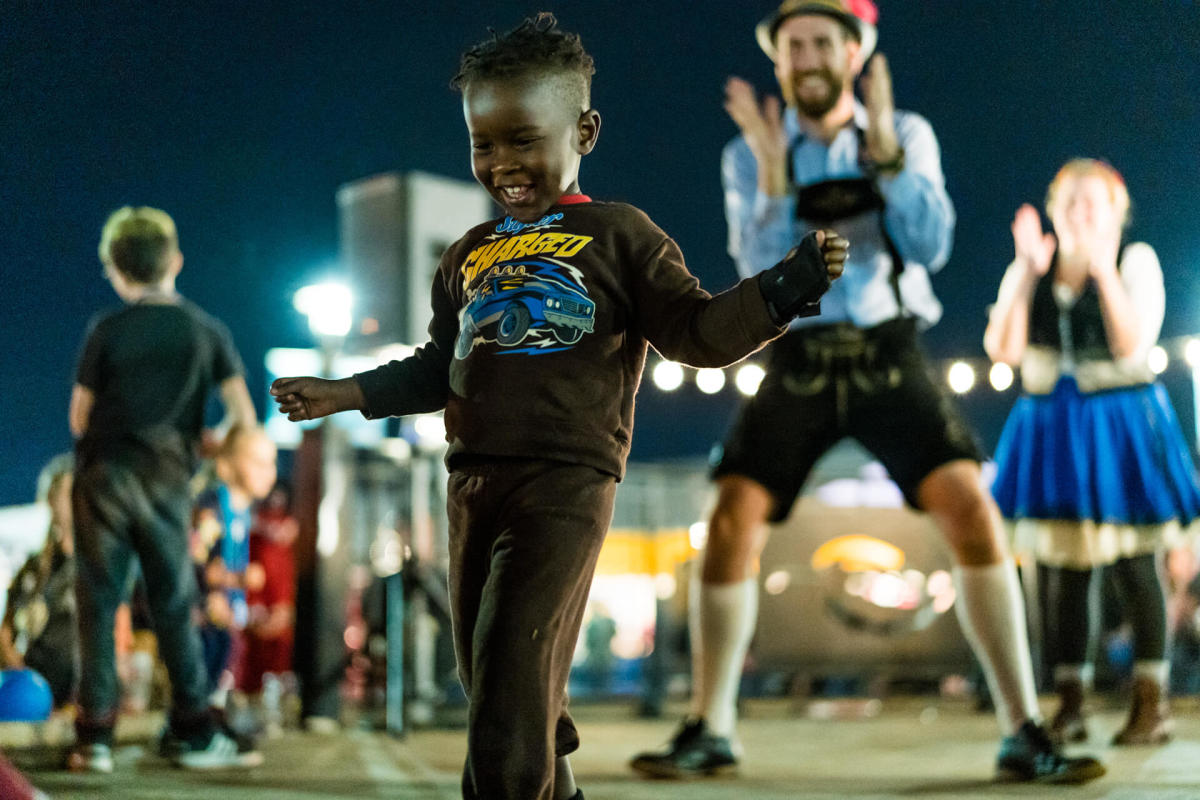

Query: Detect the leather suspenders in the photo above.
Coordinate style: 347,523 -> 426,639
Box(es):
786,128 -> 908,316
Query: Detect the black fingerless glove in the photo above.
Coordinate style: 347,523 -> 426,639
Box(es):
757,231 -> 830,325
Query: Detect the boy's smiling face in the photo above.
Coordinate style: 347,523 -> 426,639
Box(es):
463,75 -> 600,223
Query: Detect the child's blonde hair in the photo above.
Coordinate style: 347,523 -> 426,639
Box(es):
216,423 -> 264,461
98,206 -> 179,284
1045,159 -> 1130,228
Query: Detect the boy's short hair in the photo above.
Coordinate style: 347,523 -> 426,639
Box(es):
98,206 -> 179,284
451,12 -> 595,111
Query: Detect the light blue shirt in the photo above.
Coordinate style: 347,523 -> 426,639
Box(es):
722,101 -> 955,329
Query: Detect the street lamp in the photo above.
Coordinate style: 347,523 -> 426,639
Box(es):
291,280 -> 355,730
294,282 -> 354,339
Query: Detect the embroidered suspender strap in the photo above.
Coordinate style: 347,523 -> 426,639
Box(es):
853,127 -> 908,318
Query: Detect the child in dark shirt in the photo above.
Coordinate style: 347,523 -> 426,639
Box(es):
68,206 -> 261,772
271,14 -> 846,800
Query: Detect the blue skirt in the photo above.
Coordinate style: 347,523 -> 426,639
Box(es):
992,377 -> 1200,566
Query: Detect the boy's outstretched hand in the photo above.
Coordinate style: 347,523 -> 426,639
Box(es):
270,376 -> 366,422
757,229 -> 848,324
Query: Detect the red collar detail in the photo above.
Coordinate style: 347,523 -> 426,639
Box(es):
556,194 -> 591,205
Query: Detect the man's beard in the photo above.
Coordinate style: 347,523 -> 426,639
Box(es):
788,69 -> 842,119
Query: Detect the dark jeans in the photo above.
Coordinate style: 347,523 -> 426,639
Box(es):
447,459 -> 616,800
72,456 -> 214,745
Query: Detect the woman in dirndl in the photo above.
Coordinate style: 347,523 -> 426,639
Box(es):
983,158 -> 1200,746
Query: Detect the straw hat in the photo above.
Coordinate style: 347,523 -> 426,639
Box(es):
755,0 -> 878,61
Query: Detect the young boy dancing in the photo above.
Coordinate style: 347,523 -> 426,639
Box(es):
271,14 -> 846,800
69,206 -> 262,772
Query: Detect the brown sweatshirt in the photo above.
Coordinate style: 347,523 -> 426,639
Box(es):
354,197 -> 784,479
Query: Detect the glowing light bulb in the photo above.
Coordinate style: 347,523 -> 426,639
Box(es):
947,361 -> 976,394
735,364 -> 765,396
989,362 -> 1014,391
652,361 -> 685,391
695,368 -> 726,394
1148,345 -> 1169,375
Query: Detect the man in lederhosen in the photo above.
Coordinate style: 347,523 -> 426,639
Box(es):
631,0 -> 1104,785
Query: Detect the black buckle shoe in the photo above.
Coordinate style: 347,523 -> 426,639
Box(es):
629,717 -> 738,779
995,721 -> 1105,784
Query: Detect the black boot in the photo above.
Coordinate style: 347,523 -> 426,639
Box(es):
995,721 -> 1105,784
629,717 -> 738,779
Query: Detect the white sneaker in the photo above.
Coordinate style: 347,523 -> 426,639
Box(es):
66,743 -> 113,774
173,731 -> 263,770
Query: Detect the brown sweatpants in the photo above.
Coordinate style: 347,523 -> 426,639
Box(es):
447,458 -> 616,800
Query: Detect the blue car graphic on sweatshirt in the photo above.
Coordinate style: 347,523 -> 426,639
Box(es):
455,266 -> 596,358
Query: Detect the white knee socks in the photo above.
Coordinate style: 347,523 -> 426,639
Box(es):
686,561 -> 1042,738
688,574 -> 758,738
952,561 -> 1041,735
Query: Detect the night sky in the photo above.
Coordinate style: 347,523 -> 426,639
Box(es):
3,1 -> 1199,506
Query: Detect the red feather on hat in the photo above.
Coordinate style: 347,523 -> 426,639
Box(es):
845,0 -> 879,24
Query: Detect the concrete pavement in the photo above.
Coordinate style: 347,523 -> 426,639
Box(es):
8,697 -> 1200,799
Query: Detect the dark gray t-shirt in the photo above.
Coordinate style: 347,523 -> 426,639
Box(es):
75,297 -> 243,471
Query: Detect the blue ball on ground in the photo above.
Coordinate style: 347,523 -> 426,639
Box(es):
0,669 -> 53,722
